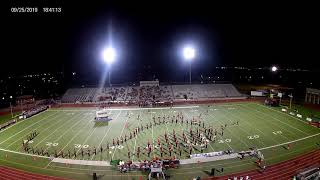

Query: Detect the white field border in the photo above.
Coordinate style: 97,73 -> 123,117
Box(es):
215,107 -> 259,148
233,105 -> 289,143
1,104 -> 319,166
0,112 -> 59,145
245,104 -> 309,136
255,103 -> 320,128
0,129 -> 319,167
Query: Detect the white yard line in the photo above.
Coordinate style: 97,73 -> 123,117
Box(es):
0,120 -> 24,133
60,113 -> 93,152
131,110 -> 141,161
75,123 -> 100,156
34,112 -> 84,149
181,108 -> 215,152
221,106 -> 276,146
256,103 -> 319,128
48,109 -> 95,112
45,113 -> 87,152
99,106 -> 199,111
160,109 -> 177,158
236,105 -> 291,142
2,132 -> 319,168
111,111 -> 130,160
244,104 -> 309,136
0,148 -> 49,159
0,112 -> 59,145
205,109 -> 241,150
258,132 -> 320,151
89,110 -> 122,160
44,113 -> 89,169
10,113 -> 72,150
0,110 -> 52,135
216,107 -> 261,148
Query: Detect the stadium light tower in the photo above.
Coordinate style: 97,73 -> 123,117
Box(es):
183,46 -> 196,84
271,66 -> 278,72
9,96 -> 13,118
102,47 -> 116,86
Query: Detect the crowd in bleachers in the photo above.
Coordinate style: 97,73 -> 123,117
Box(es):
61,84 -> 243,104
22,105 -> 48,119
61,88 -> 97,103
0,119 -> 17,131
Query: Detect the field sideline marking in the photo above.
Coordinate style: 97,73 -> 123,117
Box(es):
183,108 -> 216,152
131,111 -> 143,162
258,132 -> 320,151
10,112 -> 76,150
0,112 -> 59,145
44,112 -> 88,153
0,147 -> 49,159
255,103 -> 320,128
0,120 -> 24,134
131,110 -> 141,161
111,110 -> 130,160
234,105 -> 289,143
0,110 -> 52,135
60,113 -> 93,152
90,110 -> 122,161
0,143 -> 314,178
239,104 -> 301,140
245,104 -> 309,136
1,133 -> 319,173
48,109 -> 95,112
205,109 -> 238,150
94,106 -> 199,111
217,107 -> 261,148
160,108 -> 177,158
44,113 -> 92,168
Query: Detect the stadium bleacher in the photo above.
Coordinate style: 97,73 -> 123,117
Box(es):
61,84 -> 243,103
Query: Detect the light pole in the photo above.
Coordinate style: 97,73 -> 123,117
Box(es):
289,94 -> 293,109
9,96 -> 13,118
183,46 -> 196,84
102,47 -> 116,87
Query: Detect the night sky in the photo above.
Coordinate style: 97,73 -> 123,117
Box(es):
4,1 -> 319,82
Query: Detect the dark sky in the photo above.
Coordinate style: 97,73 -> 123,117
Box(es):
4,1 -> 319,80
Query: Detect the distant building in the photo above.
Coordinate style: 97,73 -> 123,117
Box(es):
305,88 -> 320,104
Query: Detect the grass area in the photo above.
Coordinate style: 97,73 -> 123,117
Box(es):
0,102 -> 319,179
0,112 -> 21,124
278,102 -> 320,121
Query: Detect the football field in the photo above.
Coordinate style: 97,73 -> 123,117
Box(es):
0,102 -> 319,179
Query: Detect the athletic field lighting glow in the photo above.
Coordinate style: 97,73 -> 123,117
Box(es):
183,46 -> 195,60
271,66 -> 278,72
102,47 -> 116,64
182,45 -> 196,84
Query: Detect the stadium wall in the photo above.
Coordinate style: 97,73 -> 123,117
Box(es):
52,97 -> 264,109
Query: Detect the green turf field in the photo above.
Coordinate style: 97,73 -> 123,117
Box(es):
0,102 -> 319,180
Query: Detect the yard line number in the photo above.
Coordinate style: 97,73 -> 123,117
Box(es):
46,142 -> 59,146
272,131 -> 282,135
218,139 -> 231,143
247,135 -> 259,140
74,144 -> 89,148
24,140 -> 33,144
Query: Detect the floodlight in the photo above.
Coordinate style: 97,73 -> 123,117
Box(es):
271,66 -> 278,72
183,46 -> 195,60
102,47 -> 116,64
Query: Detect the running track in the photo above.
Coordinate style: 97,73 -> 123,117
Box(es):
0,166 -> 68,180
0,149 -> 319,179
208,149 -> 320,180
